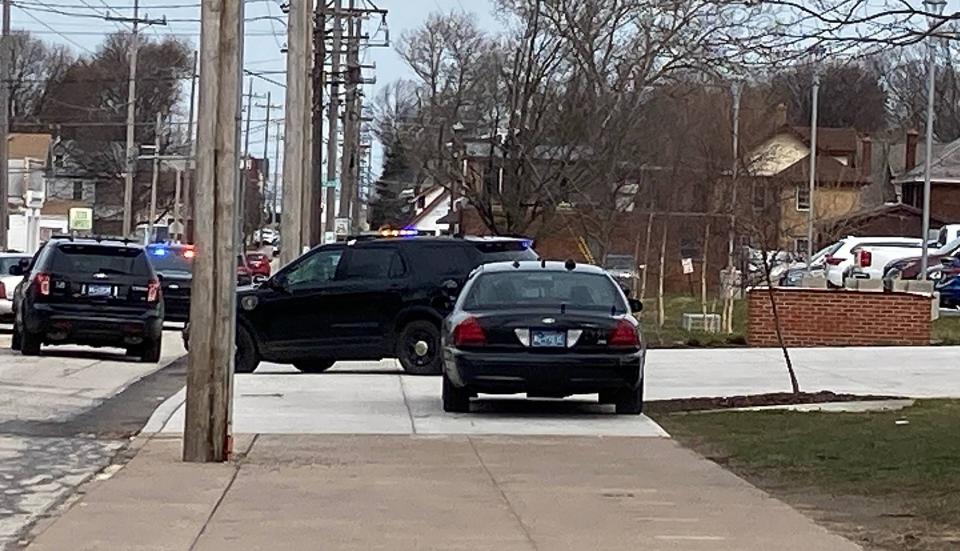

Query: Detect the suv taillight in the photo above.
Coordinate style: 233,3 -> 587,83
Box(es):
147,279 -> 160,303
0,281 -> 6,300
34,273 -> 51,296
453,317 -> 486,347
855,249 -> 872,268
608,319 -> 639,348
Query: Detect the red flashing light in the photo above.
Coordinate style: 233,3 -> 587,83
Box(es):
35,273 -> 51,296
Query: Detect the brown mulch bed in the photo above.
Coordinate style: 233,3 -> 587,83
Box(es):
645,391 -> 904,414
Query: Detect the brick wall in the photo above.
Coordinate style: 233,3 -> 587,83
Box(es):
747,288 -> 932,347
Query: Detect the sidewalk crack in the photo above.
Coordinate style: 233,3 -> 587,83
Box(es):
188,434 -> 259,551
398,375 -> 417,434
467,437 -> 539,551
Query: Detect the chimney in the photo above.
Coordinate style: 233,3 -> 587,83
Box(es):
775,103 -> 788,128
860,136 -> 872,179
905,129 -> 919,172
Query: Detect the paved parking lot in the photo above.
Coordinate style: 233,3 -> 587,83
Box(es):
146,345 -> 960,438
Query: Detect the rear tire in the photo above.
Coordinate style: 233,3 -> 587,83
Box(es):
614,383 -> 644,415
20,327 -> 41,356
442,372 -> 470,413
11,324 -> 22,351
293,359 -> 336,374
234,326 -> 259,374
397,320 -> 442,375
140,335 -> 162,363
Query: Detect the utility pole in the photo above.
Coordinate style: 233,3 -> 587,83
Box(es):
241,78 -> 254,246
183,50 -> 198,242
338,3 -> 359,229
325,0 -> 343,238
310,2 -> 326,246
349,18 -> 363,233
272,121 -> 282,226
806,69 -> 821,269
184,0 -> 243,464
110,0 -> 167,237
301,6 -> 315,252
173,168 -> 182,242
0,0 -> 11,250
256,93 -> 282,233
281,0 -> 309,266
148,111 -> 162,241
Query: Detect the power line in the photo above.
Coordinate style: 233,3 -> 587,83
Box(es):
13,5 -> 95,53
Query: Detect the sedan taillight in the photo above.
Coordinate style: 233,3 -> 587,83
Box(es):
608,319 -> 639,348
147,279 -> 161,303
453,317 -> 486,347
34,273 -> 51,296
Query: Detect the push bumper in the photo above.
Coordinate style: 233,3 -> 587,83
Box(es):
443,348 -> 644,395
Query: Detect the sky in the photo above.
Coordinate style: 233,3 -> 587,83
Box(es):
9,0 -> 499,187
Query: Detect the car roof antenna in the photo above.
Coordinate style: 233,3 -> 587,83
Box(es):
561,302 -> 566,314
564,259 -> 576,271
512,259 -> 521,268
541,259 -> 547,268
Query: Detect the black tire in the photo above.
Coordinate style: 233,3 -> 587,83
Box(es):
598,390 -> 617,405
20,327 -> 41,356
234,325 -> 259,374
615,383 -> 644,415
396,320 -> 442,375
293,359 -> 336,374
11,324 -> 21,351
442,372 -> 470,413
140,335 -> 162,363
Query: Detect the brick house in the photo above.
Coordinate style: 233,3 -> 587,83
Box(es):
895,135 -> 960,224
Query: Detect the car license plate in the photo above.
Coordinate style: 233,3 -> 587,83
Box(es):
86,284 -> 113,298
531,330 -> 565,348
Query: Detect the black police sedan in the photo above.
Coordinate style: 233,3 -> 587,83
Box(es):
11,237 -> 164,361
146,243 -> 195,322
441,260 -> 645,414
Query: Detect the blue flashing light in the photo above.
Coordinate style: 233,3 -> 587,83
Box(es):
150,247 -> 168,257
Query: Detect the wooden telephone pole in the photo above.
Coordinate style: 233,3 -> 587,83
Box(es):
281,0 -> 310,265
183,0 -> 244,463
0,0 -> 11,249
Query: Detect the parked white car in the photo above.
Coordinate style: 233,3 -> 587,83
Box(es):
0,253 -> 31,320
823,237 -> 923,287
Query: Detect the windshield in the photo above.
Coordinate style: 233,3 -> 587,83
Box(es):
51,245 -> 151,276
463,271 -> 625,313
0,256 -> 29,276
146,246 -> 194,274
604,255 -> 635,271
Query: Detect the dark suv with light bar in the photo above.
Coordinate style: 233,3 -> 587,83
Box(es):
222,234 -> 537,375
11,237 -> 164,362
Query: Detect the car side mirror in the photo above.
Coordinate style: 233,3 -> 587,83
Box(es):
620,284 -> 632,298
628,298 -> 643,313
267,274 -> 288,293
8,264 -> 23,276
941,256 -> 957,266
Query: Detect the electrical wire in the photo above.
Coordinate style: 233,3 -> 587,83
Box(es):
13,6 -> 96,54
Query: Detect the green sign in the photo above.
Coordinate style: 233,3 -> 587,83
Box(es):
324,179 -> 339,188
68,207 -> 93,232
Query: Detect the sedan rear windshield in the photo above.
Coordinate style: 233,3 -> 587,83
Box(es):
463,271 -> 625,313
474,241 -> 538,263
51,244 -> 151,276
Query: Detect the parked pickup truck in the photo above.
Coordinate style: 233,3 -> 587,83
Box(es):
825,237 -> 923,286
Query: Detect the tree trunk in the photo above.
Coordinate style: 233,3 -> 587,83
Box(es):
658,221 -> 667,328
763,259 -> 801,395
640,212 -> 654,301
631,217 -> 644,300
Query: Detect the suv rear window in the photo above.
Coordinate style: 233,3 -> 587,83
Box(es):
50,244 -> 152,276
473,240 -> 538,263
147,246 -> 194,273
464,271 -> 625,313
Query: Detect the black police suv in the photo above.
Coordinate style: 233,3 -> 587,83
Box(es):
146,243 -> 195,322
11,237 -> 164,361
231,235 -> 537,374
441,260 -> 645,414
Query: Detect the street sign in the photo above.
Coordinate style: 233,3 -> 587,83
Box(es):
335,218 -> 350,236
681,258 -> 694,275
323,231 -> 336,244
68,207 -> 94,232
25,189 -> 44,209
169,221 -> 185,236
323,179 -> 339,188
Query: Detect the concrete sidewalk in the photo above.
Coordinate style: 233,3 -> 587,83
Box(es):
26,434 -> 859,551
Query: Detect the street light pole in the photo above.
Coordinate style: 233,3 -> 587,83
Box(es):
920,0 -> 946,280
806,66 -> 821,269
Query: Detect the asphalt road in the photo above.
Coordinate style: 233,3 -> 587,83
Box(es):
0,327 -> 186,550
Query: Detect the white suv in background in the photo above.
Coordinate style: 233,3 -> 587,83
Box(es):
824,237 -> 923,287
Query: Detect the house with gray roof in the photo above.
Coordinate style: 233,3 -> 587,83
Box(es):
894,135 -> 960,223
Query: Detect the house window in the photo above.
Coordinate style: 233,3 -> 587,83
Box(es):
794,238 -> 810,257
752,182 -> 766,210
53,154 -> 64,169
796,184 -> 810,211
72,182 -> 84,201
